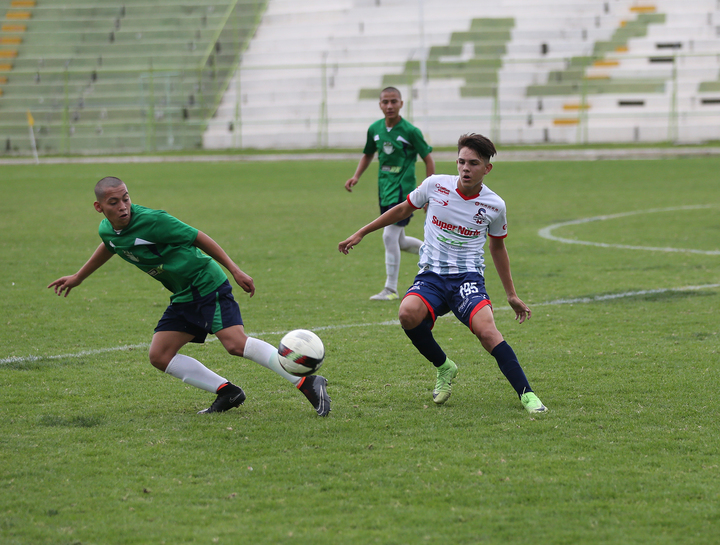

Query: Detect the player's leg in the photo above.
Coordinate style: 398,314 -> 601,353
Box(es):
372,205 -> 418,300
397,226 -> 422,254
215,325 -> 299,385
150,329 -> 245,413
470,307 -> 546,413
213,293 -> 331,416
371,224 -> 402,300
400,278 -> 457,404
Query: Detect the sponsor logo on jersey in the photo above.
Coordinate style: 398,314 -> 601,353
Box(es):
431,197 -> 449,206
147,265 -> 164,277
478,202 -> 500,212
435,184 -> 450,195
381,165 -> 402,173
432,216 -> 482,237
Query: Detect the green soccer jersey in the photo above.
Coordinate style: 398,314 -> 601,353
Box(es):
363,117 -> 432,207
98,204 -> 227,303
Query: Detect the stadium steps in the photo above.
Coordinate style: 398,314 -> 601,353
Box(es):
0,0 -> 266,155
357,18 -> 514,100
526,12 -> 668,97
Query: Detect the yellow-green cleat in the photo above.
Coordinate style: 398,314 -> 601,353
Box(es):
369,288 -> 399,301
432,358 -> 458,405
520,392 -> 547,413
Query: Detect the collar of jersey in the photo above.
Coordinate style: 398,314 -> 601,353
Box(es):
455,186 -> 482,201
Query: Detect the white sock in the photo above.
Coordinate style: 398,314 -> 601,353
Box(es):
243,337 -> 301,386
399,231 -> 422,254
382,225 -> 402,292
165,354 -> 227,393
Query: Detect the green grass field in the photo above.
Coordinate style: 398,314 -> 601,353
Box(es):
1,156 -> 719,544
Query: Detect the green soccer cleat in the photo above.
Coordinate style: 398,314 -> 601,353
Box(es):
432,358 -> 458,405
520,392 -> 547,414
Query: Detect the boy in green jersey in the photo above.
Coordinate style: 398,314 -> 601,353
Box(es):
344,87 -> 435,300
48,177 -> 330,416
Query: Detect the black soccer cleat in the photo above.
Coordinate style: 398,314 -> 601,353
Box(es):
198,382 -> 246,414
298,375 -> 331,417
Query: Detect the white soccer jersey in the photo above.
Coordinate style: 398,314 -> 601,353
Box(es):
407,174 -> 508,275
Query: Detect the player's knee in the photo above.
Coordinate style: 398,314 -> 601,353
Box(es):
382,227 -> 400,248
148,349 -> 171,371
476,328 -> 503,352
398,305 -> 424,330
223,339 -> 246,357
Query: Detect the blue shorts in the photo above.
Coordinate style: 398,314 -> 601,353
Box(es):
403,271 -> 492,332
154,280 -> 244,343
380,201 -> 413,227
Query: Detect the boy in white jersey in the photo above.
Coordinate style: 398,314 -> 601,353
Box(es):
49,177 -> 330,416
339,134 -> 546,414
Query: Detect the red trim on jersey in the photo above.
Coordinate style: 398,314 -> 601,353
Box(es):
455,187 -> 480,201
402,292 -> 437,328
406,194 -> 421,210
468,299 -> 493,335
488,233 -> 508,239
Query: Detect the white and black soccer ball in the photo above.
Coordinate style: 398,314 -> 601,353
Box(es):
277,329 -> 325,377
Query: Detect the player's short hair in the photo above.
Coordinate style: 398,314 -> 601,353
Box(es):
380,86 -> 402,100
457,134 -> 497,163
95,176 -> 125,201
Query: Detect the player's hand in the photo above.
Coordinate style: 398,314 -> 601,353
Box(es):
344,177 -> 358,192
48,275 -> 81,297
233,270 -> 255,297
508,295 -> 531,324
338,233 -> 363,254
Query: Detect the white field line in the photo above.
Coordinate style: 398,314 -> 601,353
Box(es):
2,284 -> 718,366
539,205 -> 720,255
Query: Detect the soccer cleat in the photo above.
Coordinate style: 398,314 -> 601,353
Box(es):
369,288 -> 399,301
432,358 -> 458,405
298,375 -> 331,416
198,382 -> 246,414
520,392 -> 547,414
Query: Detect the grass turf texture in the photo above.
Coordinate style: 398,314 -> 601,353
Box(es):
1,157 -> 719,544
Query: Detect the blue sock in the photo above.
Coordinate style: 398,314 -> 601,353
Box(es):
491,341 -> 532,398
403,320 -> 447,367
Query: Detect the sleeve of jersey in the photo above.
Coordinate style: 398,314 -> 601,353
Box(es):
151,211 -> 199,245
488,206 -> 508,239
406,177 -> 431,209
410,127 -> 432,158
362,126 -> 376,155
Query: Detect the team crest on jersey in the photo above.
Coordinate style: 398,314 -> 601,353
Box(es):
383,141 -> 395,155
473,207 -> 487,225
122,250 -> 140,262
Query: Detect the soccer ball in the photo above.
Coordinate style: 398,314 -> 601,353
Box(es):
277,329 -> 325,377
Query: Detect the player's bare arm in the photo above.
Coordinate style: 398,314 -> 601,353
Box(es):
423,152 -> 436,178
48,242 -> 114,297
344,153 -> 374,192
193,231 -> 255,297
488,236 -> 531,324
338,201 -> 415,254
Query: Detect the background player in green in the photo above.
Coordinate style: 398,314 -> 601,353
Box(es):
344,86 -> 435,300
48,176 -> 330,416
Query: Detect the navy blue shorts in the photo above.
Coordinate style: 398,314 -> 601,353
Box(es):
403,271 -> 492,332
380,201 -> 413,227
154,280 -> 244,343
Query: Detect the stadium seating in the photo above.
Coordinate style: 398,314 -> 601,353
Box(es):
2,0 -> 720,154
0,0 -> 266,155
204,0 -> 720,149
